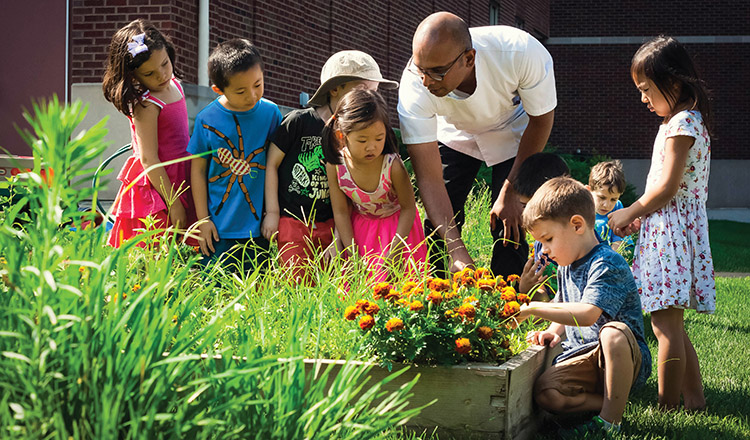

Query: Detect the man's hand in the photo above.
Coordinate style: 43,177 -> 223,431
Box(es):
196,218 -> 219,256
526,330 -> 562,347
490,181 -> 523,249
261,212 -> 279,242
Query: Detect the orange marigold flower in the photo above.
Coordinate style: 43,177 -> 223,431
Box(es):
426,290 -> 443,305
409,300 -> 424,311
503,301 -> 521,317
507,274 -> 520,283
495,278 -> 507,289
385,317 -> 405,332
500,287 -> 517,302
463,295 -> 478,304
193,246 -> 201,253
355,299 -> 369,311
477,278 -> 495,291
500,338 -> 511,349
359,315 -> 375,330
457,303 -> 476,319
477,326 -> 494,340
363,301 -> 380,316
373,282 -> 391,300
427,278 -> 451,292
474,268 -> 491,279
401,281 -> 418,295
79,267 -> 86,273
344,306 -> 360,321
455,338 -> 471,354
131,284 -> 141,292
444,310 -> 456,319
517,293 -> 531,305
385,289 -> 401,302
444,289 -> 459,300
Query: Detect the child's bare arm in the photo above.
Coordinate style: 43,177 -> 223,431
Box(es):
190,156 -> 219,255
517,301 -> 603,328
261,143 -> 285,241
388,160 -> 416,257
326,163 -> 354,254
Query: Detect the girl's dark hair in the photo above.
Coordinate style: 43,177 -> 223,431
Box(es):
322,88 -> 399,165
631,36 -> 712,134
102,19 -> 177,115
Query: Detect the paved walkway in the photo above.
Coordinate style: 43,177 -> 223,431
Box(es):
708,208 -> 750,223
716,272 -> 750,278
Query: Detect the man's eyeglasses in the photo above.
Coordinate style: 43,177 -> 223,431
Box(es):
407,49 -> 468,82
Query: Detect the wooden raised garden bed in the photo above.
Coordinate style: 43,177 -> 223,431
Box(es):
306,343 -> 562,440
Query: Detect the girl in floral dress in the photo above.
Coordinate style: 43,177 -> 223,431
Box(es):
609,36 -> 714,411
322,88 -> 427,281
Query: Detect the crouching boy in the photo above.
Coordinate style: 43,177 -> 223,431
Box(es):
514,177 -> 651,437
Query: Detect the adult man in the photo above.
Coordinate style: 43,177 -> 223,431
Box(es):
398,12 -> 556,276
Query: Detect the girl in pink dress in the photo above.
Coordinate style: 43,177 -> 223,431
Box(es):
102,19 -> 197,247
609,36 -> 714,411
323,89 -> 427,281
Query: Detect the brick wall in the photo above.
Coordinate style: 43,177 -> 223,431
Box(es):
70,0 -> 549,122
547,1 -> 750,160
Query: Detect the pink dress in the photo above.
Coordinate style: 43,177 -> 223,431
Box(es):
632,110 -> 715,313
335,153 -> 428,280
108,78 -> 197,247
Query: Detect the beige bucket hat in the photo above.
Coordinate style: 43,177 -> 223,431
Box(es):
307,50 -> 399,107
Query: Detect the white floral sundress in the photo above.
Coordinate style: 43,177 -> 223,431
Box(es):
632,110 -> 716,314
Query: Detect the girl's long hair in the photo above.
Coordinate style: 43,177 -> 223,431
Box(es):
102,19 -> 177,115
631,35 -> 712,135
322,88 -> 399,165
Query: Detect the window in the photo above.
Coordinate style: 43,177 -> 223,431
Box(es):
489,1 -> 500,26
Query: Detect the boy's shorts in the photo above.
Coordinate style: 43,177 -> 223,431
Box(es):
277,216 -> 335,267
534,322 -> 642,397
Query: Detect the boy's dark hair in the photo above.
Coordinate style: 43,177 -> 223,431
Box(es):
631,35 -> 712,135
522,177 -> 595,230
208,39 -> 264,91
588,160 -> 626,194
513,153 -> 570,199
102,19 -> 177,115
321,88 -> 399,165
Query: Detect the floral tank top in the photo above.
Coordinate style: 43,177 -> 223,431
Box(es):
335,153 -> 401,219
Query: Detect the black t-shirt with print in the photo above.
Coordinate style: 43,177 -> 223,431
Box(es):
271,107 -> 333,222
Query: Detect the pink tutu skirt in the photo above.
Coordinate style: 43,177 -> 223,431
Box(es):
351,209 -> 428,282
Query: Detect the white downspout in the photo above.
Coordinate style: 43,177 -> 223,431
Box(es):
65,0 -> 70,102
198,0 -> 209,86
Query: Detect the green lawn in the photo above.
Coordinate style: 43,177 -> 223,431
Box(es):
709,220 -> 750,273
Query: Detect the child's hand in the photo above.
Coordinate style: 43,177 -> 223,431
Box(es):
614,217 -> 641,237
261,212 -> 279,242
169,202 -> 188,229
196,219 -> 219,256
526,330 -> 561,348
519,257 -> 548,294
607,206 -> 635,232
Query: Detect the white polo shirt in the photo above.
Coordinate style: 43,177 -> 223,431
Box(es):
397,26 -> 557,166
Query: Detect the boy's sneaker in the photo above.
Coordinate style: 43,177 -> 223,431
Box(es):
558,415 -> 620,439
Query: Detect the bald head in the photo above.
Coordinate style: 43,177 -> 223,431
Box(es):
413,12 -> 472,54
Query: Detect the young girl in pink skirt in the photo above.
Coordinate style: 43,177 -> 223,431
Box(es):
102,19 -> 197,247
323,88 -> 427,281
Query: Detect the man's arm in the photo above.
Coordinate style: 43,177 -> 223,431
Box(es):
490,110 -> 555,247
407,141 -> 473,272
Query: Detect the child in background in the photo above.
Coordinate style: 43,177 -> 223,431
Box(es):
262,51 -> 398,282
587,160 -> 627,251
323,88 -> 427,281
102,19 -> 197,247
511,152 -> 569,298
517,177 -> 651,437
609,36 -> 714,411
188,39 -> 281,272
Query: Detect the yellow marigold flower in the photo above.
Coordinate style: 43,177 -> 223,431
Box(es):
396,298 -> 409,307
463,295 -> 478,303
517,293 -> 531,305
122,293 -> 127,300
477,278 -> 496,291
355,299 -> 369,311
172,315 -> 178,323
500,287 -> 517,302
426,290 -> 443,305
192,246 -> 201,253
444,289 -> 459,300
455,338 -> 471,354
344,306 -> 360,321
0,257 -> 6,265
474,268 -> 491,279
359,315 -> 375,330
495,278 -> 507,289
131,284 -> 141,292
409,300 -> 424,312
79,267 -> 86,273
363,301 -> 380,316
411,286 -> 424,297
444,310 -> 455,319
427,278 -> 451,292
385,317 -> 405,332
502,301 -> 521,317
401,281 -> 418,295
507,274 -> 520,283
477,326 -> 494,340
373,282 -> 391,300
384,289 -> 401,302
457,303 -> 476,319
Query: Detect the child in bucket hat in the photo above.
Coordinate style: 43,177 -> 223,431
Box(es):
262,51 -> 398,283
